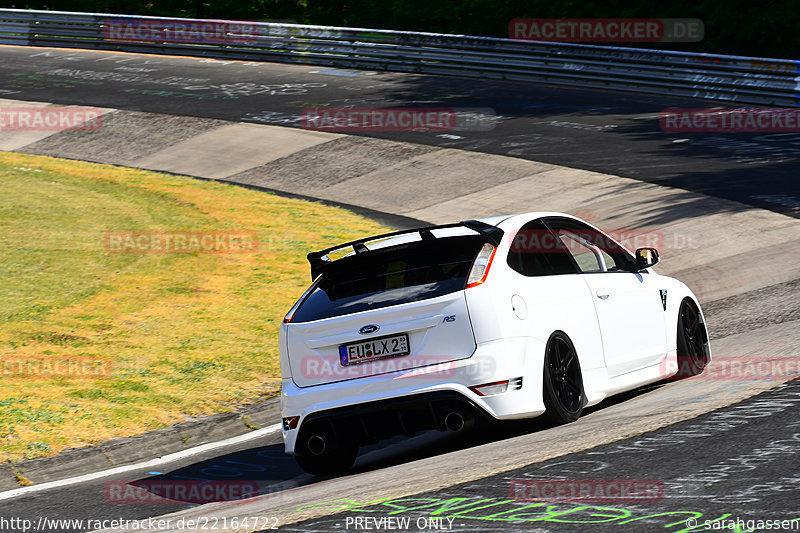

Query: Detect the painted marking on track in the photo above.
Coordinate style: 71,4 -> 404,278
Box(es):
0,423 -> 282,502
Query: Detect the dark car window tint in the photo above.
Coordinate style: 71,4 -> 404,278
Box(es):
291,235 -> 485,323
507,219 -> 576,276
543,217 -> 636,273
555,230 -> 604,273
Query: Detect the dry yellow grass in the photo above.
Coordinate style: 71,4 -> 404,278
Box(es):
0,152 -> 390,462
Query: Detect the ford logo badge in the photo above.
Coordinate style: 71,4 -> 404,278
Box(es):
359,324 -> 379,335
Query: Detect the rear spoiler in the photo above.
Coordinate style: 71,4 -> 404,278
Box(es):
307,220 -> 504,280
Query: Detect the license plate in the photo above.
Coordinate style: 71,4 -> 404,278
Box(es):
339,333 -> 410,366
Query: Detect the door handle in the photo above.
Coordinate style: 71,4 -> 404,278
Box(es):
596,288 -> 610,299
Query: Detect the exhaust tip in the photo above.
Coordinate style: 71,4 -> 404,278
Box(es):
307,434 -> 327,456
444,411 -> 465,432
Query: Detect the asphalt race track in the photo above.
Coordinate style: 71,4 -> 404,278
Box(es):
276,379 -> 800,533
0,43 -> 799,533
0,45 -> 798,217
3,377 -> 799,533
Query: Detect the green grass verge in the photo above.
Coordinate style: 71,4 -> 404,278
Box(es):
0,152 -> 390,462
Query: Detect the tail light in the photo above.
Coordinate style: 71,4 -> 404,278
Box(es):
283,296 -> 305,324
283,277 -> 321,323
466,243 -> 497,289
282,416 -> 300,430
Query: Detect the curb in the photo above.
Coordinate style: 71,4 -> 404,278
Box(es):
1,397 -> 280,491
211,176 -> 429,231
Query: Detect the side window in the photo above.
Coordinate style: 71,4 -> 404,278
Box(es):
543,217 -> 636,273
555,230 -> 604,273
507,219 -> 577,276
597,248 -> 618,271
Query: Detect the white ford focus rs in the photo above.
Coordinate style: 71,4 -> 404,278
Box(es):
279,212 -> 711,474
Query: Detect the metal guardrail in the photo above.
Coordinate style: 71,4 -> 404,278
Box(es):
1,8 -> 797,107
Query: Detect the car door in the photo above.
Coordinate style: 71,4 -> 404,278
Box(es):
544,217 -> 668,377
505,218 -> 605,372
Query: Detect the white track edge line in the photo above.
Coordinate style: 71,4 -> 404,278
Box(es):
0,423 -> 282,502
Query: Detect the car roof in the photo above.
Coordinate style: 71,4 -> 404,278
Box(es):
481,212 -> 583,229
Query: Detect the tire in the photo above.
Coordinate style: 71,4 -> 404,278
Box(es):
294,427 -> 359,476
675,298 -> 710,378
542,332 -> 585,424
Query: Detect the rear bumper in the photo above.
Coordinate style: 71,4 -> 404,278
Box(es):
294,390 -> 488,456
281,336 -> 546,454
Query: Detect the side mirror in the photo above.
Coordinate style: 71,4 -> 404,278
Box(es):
635,248 -> 659,270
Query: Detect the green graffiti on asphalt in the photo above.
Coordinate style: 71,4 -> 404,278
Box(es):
297,496 -> 765,532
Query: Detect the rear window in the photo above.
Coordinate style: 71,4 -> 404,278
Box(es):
290,235 -> 485,323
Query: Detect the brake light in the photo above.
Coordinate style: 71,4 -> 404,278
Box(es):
466,243 -> 497,289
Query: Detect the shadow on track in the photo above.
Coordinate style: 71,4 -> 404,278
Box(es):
130,380 -> 671,505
